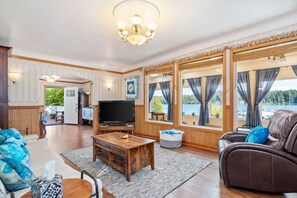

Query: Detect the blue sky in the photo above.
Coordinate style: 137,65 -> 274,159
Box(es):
270,79 -> 297,91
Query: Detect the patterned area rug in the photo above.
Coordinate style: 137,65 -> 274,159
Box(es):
61,145 -> 211,198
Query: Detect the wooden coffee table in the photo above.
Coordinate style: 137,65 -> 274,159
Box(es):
21,178 -> 92,198
93,132 -> 155,181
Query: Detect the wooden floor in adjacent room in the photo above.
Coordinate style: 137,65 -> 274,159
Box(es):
44,125 -> 297,198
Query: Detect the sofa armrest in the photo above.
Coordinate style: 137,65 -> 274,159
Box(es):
23,134 -> 39,143
221,132 -> 248,143
219,143 -> 297,192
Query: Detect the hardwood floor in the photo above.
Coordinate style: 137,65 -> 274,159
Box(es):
44,125 -> 297,198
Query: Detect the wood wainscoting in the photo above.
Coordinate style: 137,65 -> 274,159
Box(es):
8,106 -> 42,135
134,105 -> 223,151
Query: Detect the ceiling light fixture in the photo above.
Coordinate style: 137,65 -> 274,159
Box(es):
267,54 -> 287,64
113,0 -> 160,46
41,75 -> 60,83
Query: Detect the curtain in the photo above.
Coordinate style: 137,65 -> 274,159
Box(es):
159,81 -> 172,121
254,68 -> 280,126
187,77 -> 203,125
237,72 -> 253,126
148,83 -> 157,112
204,75 -> 222,126
292,65 -> 297,76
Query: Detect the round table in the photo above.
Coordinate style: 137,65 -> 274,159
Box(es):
21,178 -> 92,198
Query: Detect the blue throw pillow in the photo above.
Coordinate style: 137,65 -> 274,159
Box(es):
245,125 -> 269,144
0,135 -> 5,145
0,141 -> 30,167
0,158 -> 34,192
0,129 -> 26,146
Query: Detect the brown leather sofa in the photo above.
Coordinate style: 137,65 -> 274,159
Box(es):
218,110 -> 297,193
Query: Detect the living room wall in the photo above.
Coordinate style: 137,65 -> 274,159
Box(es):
8,57 -> 123,134
8,58 -> 123,106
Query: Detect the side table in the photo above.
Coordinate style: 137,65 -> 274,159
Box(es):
21,178 -> 92,198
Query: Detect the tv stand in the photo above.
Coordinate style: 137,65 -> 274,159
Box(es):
97,123 -> 135,135
93,105 -> 135,136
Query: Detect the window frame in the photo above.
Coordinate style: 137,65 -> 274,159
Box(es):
144,66 -> 174,125
178,55 -> 224,131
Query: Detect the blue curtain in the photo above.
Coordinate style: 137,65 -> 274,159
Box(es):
254,68 -> 280,126
159,81 -> 172,121
204,75 -> 222,125
148,83 -> 157,112
292,65 -> 297,76
237,72 -> 253,126
187,77 -> 203,125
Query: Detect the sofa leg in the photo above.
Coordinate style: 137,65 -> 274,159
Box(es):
81,170 -> 99,198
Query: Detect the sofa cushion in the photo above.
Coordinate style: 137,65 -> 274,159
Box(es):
245,126 -> 269,144
268,110 -> 297,150
0,158 -> 34,192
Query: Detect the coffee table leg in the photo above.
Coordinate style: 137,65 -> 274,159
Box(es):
126,150 -> 131,181
149,143 -> 155,170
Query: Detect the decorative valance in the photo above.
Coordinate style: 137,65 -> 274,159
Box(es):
144,24 -> 297,71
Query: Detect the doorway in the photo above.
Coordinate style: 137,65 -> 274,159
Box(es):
45,87 -> 64,125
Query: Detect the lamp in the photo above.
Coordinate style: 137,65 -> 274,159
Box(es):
41,75 -> 60,83
113,0 -> 160,46
8,71 -> 21,84
106,82 -> 112,91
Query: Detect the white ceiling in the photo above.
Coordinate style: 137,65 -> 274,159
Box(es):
1,0 -> 297,72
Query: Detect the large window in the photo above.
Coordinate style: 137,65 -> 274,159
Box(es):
181,64 -> 223,129
235,49 -> 297,127
146,71 -> 173,123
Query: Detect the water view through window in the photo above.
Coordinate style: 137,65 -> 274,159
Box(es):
237,77 -> 297,121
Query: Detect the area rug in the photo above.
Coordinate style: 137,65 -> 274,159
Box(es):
61,145 -> 211,198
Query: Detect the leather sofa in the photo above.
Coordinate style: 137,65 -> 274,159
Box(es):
218,110 -> 297,193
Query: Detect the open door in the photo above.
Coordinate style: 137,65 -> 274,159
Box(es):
64,87 -> 78,124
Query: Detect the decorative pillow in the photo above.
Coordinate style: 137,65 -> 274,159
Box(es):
0,142 -> 30,167
0,158 -> 34,192
245,125 -> 269,144
0,129 -> 26,146
0,135 -> 5,145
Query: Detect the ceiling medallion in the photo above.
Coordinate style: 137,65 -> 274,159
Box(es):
113,0 -> 160,46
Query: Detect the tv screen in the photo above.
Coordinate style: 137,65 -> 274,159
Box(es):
98,100 -> 135,124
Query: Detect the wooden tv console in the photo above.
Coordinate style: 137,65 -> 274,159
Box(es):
96,123 -> 135,135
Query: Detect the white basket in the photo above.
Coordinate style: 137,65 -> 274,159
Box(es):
159,130 -> 184,148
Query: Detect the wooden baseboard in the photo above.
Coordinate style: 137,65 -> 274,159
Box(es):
133,133 -> 217,152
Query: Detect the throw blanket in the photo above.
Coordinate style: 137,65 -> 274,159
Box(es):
161,129 -> 183,135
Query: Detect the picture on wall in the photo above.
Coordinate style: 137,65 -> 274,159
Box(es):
125,76 -> 139,99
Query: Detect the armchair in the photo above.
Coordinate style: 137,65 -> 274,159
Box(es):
218,110 -> 297,193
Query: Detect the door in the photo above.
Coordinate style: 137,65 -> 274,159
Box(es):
64,87 -> 78,124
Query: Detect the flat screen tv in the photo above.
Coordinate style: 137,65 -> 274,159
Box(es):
98,100 -> 135,124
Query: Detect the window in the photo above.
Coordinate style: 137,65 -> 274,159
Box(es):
235,50 -> 297,128
181,64 -> 223,129
262,76 -> 297,121
146,71 -> 173,123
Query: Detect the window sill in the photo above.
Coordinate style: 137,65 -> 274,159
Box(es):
179,123 -> 223,133
145,120 -> 173,125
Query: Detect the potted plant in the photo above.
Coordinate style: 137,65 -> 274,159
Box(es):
192,112 -> 196,125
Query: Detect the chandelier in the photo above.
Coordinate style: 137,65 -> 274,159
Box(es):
113,0 -> 160,46
267,54 -> 287,64
41,75 -> 60,83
